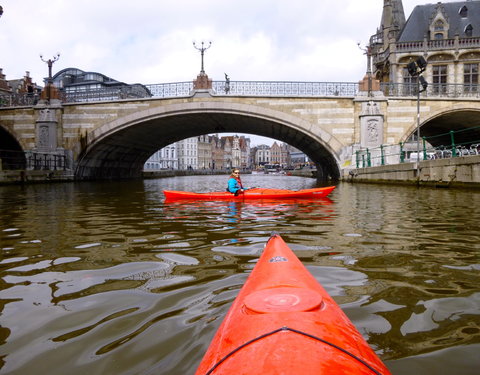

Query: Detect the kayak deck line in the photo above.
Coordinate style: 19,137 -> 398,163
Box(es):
205,326 -> 385,375
195,234 -> 391,375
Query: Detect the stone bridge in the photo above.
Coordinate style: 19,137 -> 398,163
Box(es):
1,87 -> 480,180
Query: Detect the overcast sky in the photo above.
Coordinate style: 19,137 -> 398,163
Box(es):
0,0 -> 449,145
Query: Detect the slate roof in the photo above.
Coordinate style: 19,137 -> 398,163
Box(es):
398,1 -> 480,41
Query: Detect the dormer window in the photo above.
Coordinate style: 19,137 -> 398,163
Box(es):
459,5 -> 468,18
465,24 -> 473,37
434,33 -> 444,40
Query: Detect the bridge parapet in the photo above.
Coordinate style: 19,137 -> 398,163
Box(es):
2,80 -> 479,109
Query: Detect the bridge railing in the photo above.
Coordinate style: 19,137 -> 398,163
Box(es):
355,126 -> 480,168
1,81 -> 480,107
210,81 -> 360,97
0,93 -> 39,107
144,81 -> 360,98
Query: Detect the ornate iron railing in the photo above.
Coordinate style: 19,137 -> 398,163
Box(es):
0,149 -> 70,170
1,80 -> 480,107
144,81 -> 360,98
145,81 -> 193,98
210,81 -> 359,97
0,93 -> 39,107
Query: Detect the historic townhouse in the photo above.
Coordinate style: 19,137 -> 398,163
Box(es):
371,0 -> 480,95
197,134 -> 212,169
239,136 -> 251,170
177,137 -> 198,170
211,135 -> 226,170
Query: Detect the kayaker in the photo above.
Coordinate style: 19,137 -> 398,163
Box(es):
227,169 -> 244,196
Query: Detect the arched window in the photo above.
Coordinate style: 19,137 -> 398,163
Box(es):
459,5 -> 468,18
434,33 -> 444,40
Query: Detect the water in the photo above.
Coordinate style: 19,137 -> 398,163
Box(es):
0,175 -> 479,375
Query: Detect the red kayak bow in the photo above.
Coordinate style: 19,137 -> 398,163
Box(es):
195,234 -> 391,375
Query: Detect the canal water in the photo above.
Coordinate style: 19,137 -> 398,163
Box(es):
0,175 -> 479,375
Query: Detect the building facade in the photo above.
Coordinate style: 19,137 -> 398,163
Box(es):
0,70 -> 41,106
144,144 -> 177,170
254,144 -> 271,166
177,137 -> 198,170
51,68 -> 152,101
370,0 -> 480,95
143,135 -> 297,171
197,134 -> 212,169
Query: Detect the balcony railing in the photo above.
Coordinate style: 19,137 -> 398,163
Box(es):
380,82 -> 480,98
395,37 -> 480,52
1,80 -> 480,108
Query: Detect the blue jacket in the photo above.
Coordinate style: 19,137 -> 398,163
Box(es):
227,177 -> 242,194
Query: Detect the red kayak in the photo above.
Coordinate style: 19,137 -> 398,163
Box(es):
195,234 -> 391,375
163,186 -> 335,201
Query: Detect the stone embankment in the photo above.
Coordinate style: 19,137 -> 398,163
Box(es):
343,155 -> 480,188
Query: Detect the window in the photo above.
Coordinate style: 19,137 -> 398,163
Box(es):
434,33 -> 444,40
402,67 -> 418,95
465,24 -> 473,37
434,20 -> 444,31
459,5 -> 468,18
432,65 -> 448,94
464,63 -> 478,93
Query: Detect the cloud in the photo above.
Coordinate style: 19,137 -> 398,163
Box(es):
0,0 -> 428,86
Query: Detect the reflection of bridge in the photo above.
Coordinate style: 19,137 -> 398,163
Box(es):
1,81 -> 480,181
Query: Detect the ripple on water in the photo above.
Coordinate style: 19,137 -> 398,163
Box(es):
1,179 -> 479,374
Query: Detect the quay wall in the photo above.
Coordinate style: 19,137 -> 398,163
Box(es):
0,169 -> 230,185
343,155 -> 480,188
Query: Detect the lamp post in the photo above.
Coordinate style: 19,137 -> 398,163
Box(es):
40,53 -> 60,103
358,42 -> 373,97
407,56 -> 428,182
193,41 -> 211,75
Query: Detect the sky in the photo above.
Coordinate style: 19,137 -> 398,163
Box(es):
0,0 -> 445,145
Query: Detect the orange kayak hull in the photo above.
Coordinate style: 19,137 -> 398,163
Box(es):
195,235 -> 391,375
164,186 -> 335,201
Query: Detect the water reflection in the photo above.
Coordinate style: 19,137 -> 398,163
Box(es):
0,177 -> 479,374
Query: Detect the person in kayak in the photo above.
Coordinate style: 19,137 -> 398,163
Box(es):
227,169 -> 245,196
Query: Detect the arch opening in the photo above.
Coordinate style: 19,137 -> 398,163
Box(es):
0,126 -> 26,170
75,111 -> 341,182
403,109 -> 480,149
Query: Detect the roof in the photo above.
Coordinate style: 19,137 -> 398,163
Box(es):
398,1 -> 480,41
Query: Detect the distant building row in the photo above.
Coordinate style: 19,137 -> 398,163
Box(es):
144,135 -> 309,171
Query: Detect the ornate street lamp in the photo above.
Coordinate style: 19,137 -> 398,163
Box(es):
407,56 -> 428,180
40,53 -> 60,83
40,53 -> 60,103
358,42 -> 373,97
193,41 -> 211,75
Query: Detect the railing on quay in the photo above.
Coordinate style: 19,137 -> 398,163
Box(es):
1,81 -> 479,107
0,149 -> 71,171
355,125 -> 480,168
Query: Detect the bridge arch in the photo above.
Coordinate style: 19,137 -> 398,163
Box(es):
0,125 -> 26,169
75,100 -> 342,181
401,107 -> 480,148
